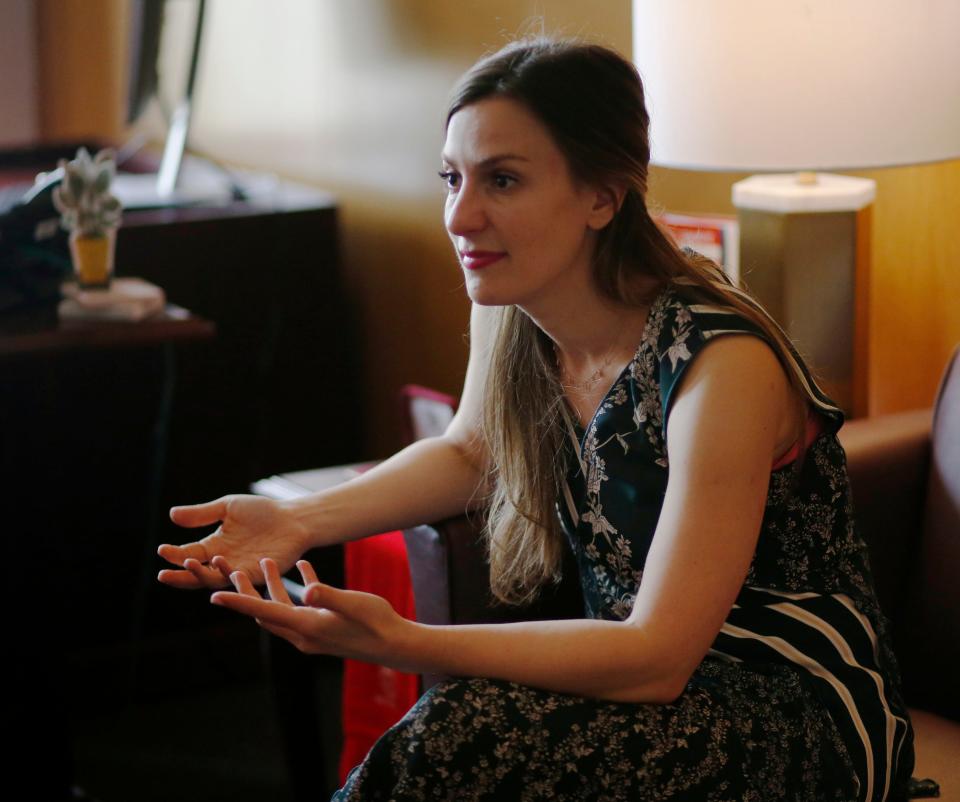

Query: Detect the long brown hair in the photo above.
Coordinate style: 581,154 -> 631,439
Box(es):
447,38 -> 816,605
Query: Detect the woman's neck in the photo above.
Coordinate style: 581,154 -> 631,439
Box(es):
521,276 -> 660,372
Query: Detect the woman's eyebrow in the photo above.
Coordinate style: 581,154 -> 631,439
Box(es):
440,153 -> 531,168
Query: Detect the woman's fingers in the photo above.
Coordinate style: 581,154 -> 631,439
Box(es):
156,550 -> 231,589
157,542 -> 209,567
210,555 -> 234,581
210,591 -> 303,630
305,582 -> 325,608
230,570 -> 260,597
157,568 -> 204,589
304,581 -> 350,613
169,497 -> 229,528
219,574 -> 312,645
262,558 -> 293,605
183,557 -> 228,588
209,577 -> 340,655
296,560 -> 320,586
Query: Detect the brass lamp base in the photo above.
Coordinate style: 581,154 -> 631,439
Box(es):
733,173 -> 875,417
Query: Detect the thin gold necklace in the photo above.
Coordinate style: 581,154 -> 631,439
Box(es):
553,301 -> 654,393
553,313 -> 631,392
555,345 -> 620,391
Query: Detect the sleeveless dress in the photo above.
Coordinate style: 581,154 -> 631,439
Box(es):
333,284 -> 914,802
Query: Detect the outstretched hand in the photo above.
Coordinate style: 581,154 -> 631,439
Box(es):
211,558 -> 414,667
158,494 -> 311,589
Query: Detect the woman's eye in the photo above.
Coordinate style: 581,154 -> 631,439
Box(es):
492,173 -> 516,190
438,170 -> 460,190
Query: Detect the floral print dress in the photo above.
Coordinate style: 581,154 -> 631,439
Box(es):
333,285 -> 914,802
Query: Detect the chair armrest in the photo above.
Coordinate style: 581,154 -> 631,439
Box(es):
404,515 -> 584,690
838,409 -> 932,615
403,516 -> 584,625
840,409 -> 932,487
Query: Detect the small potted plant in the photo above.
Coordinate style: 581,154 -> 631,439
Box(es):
52,146 -> 123,289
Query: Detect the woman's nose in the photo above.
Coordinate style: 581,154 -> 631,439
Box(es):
445,182 -> 486,236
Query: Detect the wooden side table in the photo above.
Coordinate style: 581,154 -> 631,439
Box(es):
0,301 -> 215,357
2,302 -> 214,801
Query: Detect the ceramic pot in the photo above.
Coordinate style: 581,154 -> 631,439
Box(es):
69,228 -> 116,289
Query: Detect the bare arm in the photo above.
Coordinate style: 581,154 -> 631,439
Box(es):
159,303 -> 496,587
284,302 -> 496,543
216,336 -> 799,704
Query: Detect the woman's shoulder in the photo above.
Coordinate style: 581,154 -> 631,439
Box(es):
646,282 -> 769,389
650,282 -> 766,354
648,280 -> 844,434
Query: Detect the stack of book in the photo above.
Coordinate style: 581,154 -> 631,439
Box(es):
59,278 -> 166,322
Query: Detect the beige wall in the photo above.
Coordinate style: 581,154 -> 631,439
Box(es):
34,0 -> 958,452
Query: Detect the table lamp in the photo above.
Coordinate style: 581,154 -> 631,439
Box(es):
632,0 -> 960,415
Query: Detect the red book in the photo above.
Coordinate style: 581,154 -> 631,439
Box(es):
338,531 -> 420,782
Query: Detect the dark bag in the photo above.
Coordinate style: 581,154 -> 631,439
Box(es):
0,172 -> 70,312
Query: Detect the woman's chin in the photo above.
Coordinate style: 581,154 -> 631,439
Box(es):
466,292 -> 503,307
463,278 -> 506,307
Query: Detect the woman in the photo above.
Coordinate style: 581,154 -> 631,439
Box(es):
159,39 -> 914,801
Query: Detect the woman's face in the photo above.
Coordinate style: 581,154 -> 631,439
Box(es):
441,97 -> 613,311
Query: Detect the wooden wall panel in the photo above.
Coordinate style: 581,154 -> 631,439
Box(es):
857,160 -> 960,414
35,0 -> 128,143
852,207 -> 872,418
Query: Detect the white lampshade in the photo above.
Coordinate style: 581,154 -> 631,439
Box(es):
632,0 -> 960,172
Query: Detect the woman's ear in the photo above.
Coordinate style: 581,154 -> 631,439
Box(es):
586,185 -> 626,231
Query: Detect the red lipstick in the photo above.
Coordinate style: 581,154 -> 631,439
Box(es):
460,250 -> 506,271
